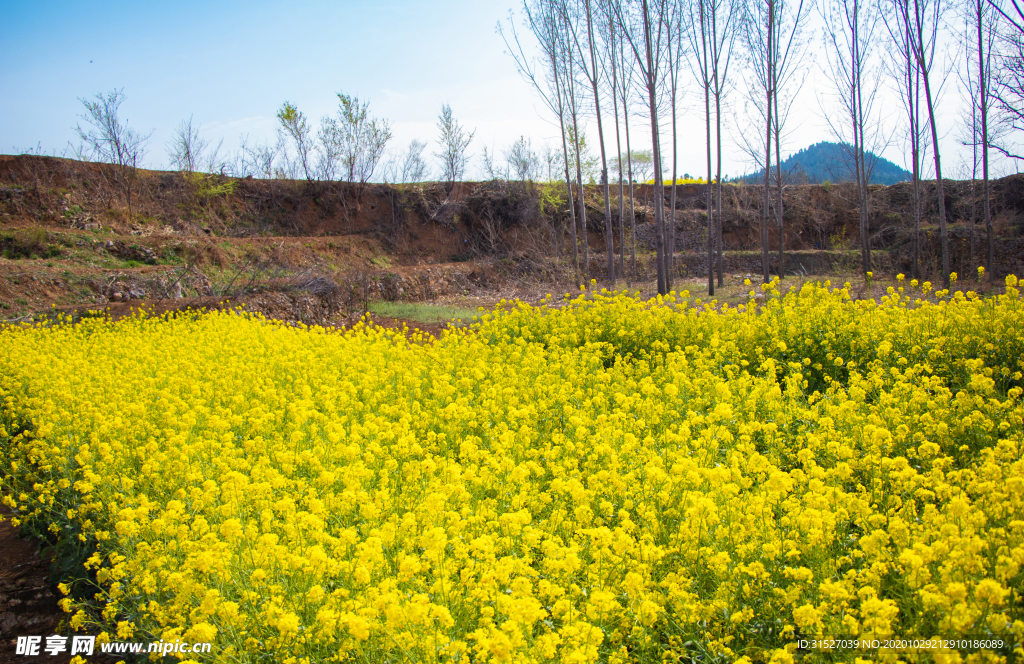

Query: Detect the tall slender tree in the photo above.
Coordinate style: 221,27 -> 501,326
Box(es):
742,0 -> 810,283
614,0 -> 672,294
884,0 -> 928,279
687,0 -> 718,294
617,19 -> 641,279
501,0 -> 582,279
987,0 -> 1024,167
564,29 -> 591,280
710,0 -> 740,288
906,0 -> 951,286
822,0 -> 884,277
605,9 -> 628,278
774,0 -> 810,280
663,0 -> 688,292
962,0 -> 998,274
562,0 -> 617,285
742,0 -> 776,283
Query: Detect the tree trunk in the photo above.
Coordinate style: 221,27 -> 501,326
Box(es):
715,97 -> 724,288
978,0 -> 992,276
620,37 -> 638,281
762,3 -> 774,285
553,58 -> 578,281
625,103 -> 637,281
642,0 -> 667,294
774,94 -> 784,280
584,0 -> 616,287
970,135 -> 977,269
567,56 -> 589,283
704,60 -> 714,296
920,70 -> 949,286
910,59 -> 921,280
611,19 -> 625,279
669,97 -> 678,293
857,30 -> 872,276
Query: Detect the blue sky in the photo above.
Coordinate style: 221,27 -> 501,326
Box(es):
1,0 -> 1012,180
1,0 -> 564,177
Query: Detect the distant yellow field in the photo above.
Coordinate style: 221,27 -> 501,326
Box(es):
2,277 -> 1022,663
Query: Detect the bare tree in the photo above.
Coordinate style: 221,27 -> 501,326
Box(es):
663,0 -> 688,292
687,0 -> 718,294
326,94 -> 392,183
821,0 -> 885,276
742,0 -> 777,283
614,0 -> 673,294
541,142 -> 562,181
989,0 -> 1023,29
561,0 -> 617,285
505,135 -> 542,181
316,117 -> 343,181
502,1 -> 578,265
276,96 -> 391,184
400,139 -> 430,183
710,0 -> 740,288
771,0 -> 811,281
599,4 -> 628,278
276,100 -> 315,180
167,116 -> 208,174
233,134 -> 282,179
959,100 -> 980,270
988,0 -> 1024,164
959,0 -> 998,273
883,0 -> 928,279
617,32 -> 641,278
434,104 -> 475,193
75,89 -> 152,221
898,0 -> 951,285
563,33 -> 592,280
742,0 -> 810,283
482,145 -> 505,180
277,102 -> 315,181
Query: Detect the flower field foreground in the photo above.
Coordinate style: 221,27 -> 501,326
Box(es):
1,277 -> 1023,664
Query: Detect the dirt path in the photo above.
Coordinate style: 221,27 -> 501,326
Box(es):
0,511 -> 73,664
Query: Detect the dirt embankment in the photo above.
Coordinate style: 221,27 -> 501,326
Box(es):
1,154 -> 1022,323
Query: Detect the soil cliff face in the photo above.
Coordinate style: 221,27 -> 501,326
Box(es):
2,154 -> 1022,277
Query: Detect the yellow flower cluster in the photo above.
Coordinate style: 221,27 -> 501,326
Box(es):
1,276 -> 1022,663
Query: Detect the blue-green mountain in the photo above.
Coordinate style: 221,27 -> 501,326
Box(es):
734,141 -> 912,185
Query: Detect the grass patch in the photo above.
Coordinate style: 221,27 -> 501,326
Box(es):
367,301 -> 479,325
0,229 -> 61,260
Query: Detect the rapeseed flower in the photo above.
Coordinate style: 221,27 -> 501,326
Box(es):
0,281 -> 1021,663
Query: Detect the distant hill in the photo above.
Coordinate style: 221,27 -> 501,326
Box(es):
733,141 -> 912,185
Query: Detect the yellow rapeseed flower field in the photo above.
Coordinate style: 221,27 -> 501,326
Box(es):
1,276 -> 1022,663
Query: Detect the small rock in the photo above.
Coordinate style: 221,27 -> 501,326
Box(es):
111,292 -> 123,302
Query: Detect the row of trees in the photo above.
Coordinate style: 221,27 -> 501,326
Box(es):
503,0 -> 1023,293
72,89 -> 490,221
69,86 -> 660,228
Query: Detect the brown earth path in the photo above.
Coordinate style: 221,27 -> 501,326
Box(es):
0,509 -> 75,664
